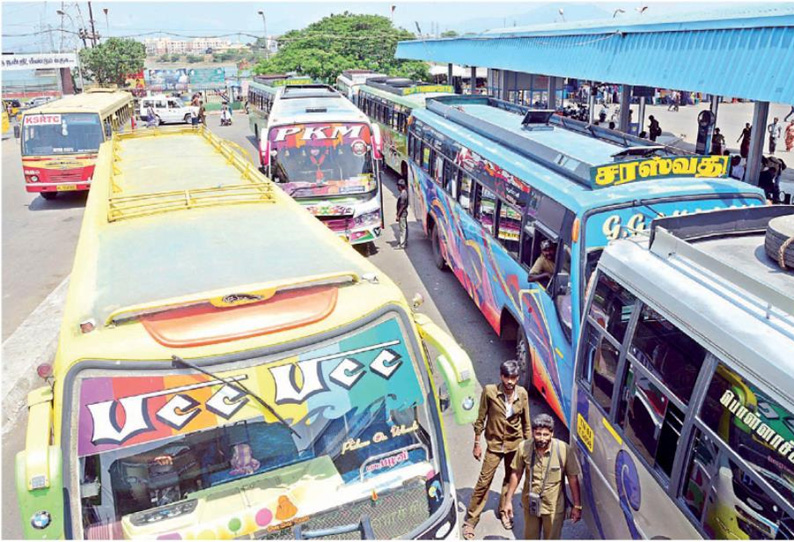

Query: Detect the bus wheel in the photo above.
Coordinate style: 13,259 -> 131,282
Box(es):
184,114 -> 192,124
40,192 -> 57,201
431,225 -> 447,271
517,331 -> 534,394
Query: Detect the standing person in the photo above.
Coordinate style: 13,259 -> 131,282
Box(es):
462,360 -> 531,540
785,120 -> 794,152
502,414 -> 582,540
198,101 -> 206,126
395,179 -> 409,249
648,115 -> 662,142
146,103 -> 158,128
191,93 -> 200,107
711,128 -> 725,155
738,123 -> 752,160
768,117 -> 782,154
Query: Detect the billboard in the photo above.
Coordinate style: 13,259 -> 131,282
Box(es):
1,53 -> 78,71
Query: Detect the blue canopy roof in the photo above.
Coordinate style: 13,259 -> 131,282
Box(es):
396,6 -> 794,105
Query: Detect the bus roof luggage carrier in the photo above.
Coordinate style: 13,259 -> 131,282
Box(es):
424,95 -> 689,189
647,205 -> 794,321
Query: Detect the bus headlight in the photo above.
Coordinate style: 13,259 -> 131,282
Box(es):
353,210 -> 380,228
28,175 -> 39,183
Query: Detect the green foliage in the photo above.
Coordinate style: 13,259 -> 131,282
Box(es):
158,54 -> 170,62
169,53 -> 181,63
440,30 -> 459,38
252,12 -> 429,83
79,38 -> 145,86
186,54 -> 203,64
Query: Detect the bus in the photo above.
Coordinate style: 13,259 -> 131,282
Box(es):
247,74 -> 313,142
358,78 -> 453,179
258,84 -> 385,246
335,70 -> 386,104
572,206 -> 794,539
15,126 -> 478,540
18,88 -> 134,200
406,94 -> 766,427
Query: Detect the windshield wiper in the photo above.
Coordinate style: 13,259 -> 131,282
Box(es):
635,199 -> 664,217
171,355 -> 298,437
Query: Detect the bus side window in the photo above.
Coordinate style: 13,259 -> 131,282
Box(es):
617,304 -> 707,480
588,272 -> 637,343
475,186 -> 496,235
421,145 -> 431,173
680,364 -> 794,539
578,319 -> 621,414
520,220 -> 535,268
434,154 -> 444,185
459,174 -> 473,210
496,203 -> 521,259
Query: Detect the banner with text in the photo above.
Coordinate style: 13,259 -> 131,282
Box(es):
1,53 -> 78,71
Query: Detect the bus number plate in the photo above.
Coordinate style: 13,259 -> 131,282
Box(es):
577,414 -> 594,453
56,184 -> 77,192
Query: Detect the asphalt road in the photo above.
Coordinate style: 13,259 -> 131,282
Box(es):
1,116 -> 591,540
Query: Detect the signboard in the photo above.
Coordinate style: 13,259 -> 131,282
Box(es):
187,67 -> 225,87
1,53 -> 78,71
590,155 -> 729,189
146,68 -> 189,91
402,85 -> 453,96
23,114 -> 62,125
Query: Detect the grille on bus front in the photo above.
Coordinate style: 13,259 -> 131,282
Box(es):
319,217 -> 353,231
49,170 -> 84,183
250,478 -> 430,540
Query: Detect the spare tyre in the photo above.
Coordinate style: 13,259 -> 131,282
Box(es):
765,214 -> 794,270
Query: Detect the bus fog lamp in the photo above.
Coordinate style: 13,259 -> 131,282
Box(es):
434,521 -> 451,538
36,363 -> 53,379
31,511 -> 51,530
28,175 -> 39,183
462,396 -> 475,410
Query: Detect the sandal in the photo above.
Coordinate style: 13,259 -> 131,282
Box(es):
462,522 -> 476,540
500,510 -> 514,530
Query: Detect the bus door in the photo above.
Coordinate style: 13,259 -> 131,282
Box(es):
517,197 -> 575,424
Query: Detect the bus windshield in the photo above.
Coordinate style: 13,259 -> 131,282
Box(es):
268,122 -> 375,198
74,316 -> 439,538
22,113 -> 103,156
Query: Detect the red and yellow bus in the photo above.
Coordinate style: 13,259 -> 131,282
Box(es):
19,89 -> 134,200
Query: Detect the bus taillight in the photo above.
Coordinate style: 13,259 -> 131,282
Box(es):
259,138 -> 271,167
371,124 -> 383,160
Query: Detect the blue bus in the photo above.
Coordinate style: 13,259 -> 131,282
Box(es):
406,94 -> 766,426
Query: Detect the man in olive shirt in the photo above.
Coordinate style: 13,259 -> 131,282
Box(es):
462,360 -> 531,539
503,413 -> 582,539
529,240 -> 556,285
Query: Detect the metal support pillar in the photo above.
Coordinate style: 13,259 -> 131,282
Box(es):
638,97 -> 646,136
619,84 -> 632,132
547,76 -> 557,110
704,95 -> 720,154
447,63 -> 453,86
470,66 -> 476,94
500,70 -> 509,101
746,101 -> 769,186
588,81 -> 597,124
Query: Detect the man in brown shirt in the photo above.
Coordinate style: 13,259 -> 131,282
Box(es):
503,413 -> 582,539
462,360 -> 531,539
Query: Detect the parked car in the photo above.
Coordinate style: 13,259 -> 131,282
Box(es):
138,95 -> 198,124
26,96 -> 56,109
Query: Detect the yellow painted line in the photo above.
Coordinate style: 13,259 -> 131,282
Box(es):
602,417 -> 623,445
555,347 -> 564,358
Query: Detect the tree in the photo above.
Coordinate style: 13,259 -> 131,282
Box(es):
79,38 -> 145,86
169,53 -> 181,63
252,13 -> 430,83
186,54 -> 203,64
158,54 -> 170,63
441,30 -> 459,38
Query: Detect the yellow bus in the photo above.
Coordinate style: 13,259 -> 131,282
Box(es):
15,126 -> 478,540
18,89 -> 133,200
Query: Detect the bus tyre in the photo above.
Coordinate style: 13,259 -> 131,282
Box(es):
766,214 -> 794,270
184,114 -> 192,124
517,331 -> 534,394
431,225 -> 447,271
41,192 -> 57,201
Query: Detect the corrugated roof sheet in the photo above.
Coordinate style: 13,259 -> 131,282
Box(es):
397,6 -> 794,104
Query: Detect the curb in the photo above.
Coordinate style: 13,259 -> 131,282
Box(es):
2,277 -> 69,435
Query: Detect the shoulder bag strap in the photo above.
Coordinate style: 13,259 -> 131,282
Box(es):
557,440 -> 573,508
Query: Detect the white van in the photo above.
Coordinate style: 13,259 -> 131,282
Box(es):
139,95 -> 197,124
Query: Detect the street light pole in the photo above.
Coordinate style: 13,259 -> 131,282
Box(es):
57,9 -> 85,90
257,10 -> 268,60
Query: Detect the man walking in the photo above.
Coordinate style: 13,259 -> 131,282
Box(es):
648,115 -> 662,142
462,360 -> 531,540
503,414 -> 582,540
396,179 -> 409,249
768,117 -> 782,154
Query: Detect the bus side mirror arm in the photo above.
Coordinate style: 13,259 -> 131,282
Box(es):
15,386 -> 65,538
14,124 -> 21,139
413,313 -> 480,425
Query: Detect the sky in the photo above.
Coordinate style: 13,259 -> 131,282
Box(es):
2,0 -> 792,53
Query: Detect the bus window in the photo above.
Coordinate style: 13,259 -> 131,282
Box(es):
554,243 -> 573,337
520,220 -> 535,268
629,304 -> 706,405
695,365 -> 794,524
459,174 -> 473,210
422,145 -> 431,173
588,272 -> 637,343
476,186 -> 497,235
434,154 -> 444,185
497,203 -> 521,259
617,363 -> 685,479
578,321 -> 620,414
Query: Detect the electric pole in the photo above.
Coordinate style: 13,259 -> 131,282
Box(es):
87,2 -> 98,46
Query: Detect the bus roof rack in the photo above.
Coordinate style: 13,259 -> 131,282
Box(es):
611,145 -> 668,161
280,85 -> 341,99
521,109 -> 555,130
649,205 -> 794,317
